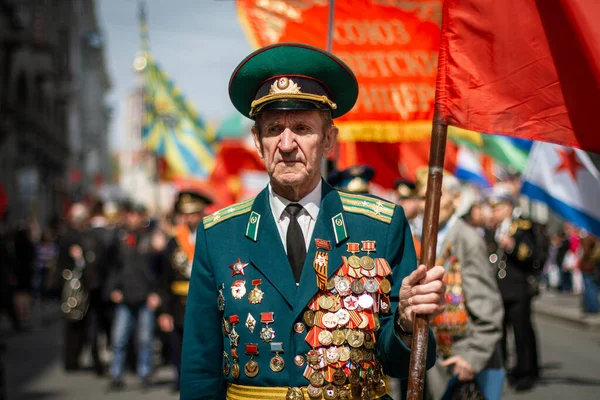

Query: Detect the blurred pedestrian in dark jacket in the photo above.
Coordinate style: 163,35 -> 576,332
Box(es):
107,201 -> 162,390
13,225 -> 35,327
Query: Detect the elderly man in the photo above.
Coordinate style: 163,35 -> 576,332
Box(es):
415,170 -> 503,399
181,43 -> 445,400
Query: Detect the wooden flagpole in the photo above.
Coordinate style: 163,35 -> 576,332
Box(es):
406,105 -> 447,399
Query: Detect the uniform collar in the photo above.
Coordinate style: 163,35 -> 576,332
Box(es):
268,179 -> 322,222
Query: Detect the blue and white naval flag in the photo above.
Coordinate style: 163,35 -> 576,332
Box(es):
455,146 -> 492,188
521,142 -> 600,237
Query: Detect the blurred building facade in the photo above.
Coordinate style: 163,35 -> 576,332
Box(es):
0,0 -> 111,225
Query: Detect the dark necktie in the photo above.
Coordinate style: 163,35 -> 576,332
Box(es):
285,203 -> 306,283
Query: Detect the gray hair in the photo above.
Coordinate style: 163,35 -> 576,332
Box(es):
442,174 -> 461,195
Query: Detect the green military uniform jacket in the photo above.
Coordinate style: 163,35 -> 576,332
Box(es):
181,181 -> 436,400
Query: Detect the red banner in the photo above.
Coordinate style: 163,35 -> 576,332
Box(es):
237,0 -> 446,187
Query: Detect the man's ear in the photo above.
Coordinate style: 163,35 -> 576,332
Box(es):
251,126 -> 264,159
323,125 -> 338,158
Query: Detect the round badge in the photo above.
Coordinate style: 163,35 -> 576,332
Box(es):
489,253 -> 498,264
336,308 -> 350,326
327,276 -> 338,291
332,329 -> 346,346
358,294 -> 374,310
338,346 -> 351,362
326,346 -> 340,363
348,255 -> 361,269
347,330 -> 364,348
350,279 -> 365,295
322,312 -> 339,329
319,295 -> 334,310
309,371 -> 325,387
270,355 -> 285,372
307,385 -> 323,398
360,255 -> 375,270
350,348 -> 364,364
244,359 -> 259,378
363,350 -> 373,362
323,384 -> 339,400
304,310 -> 315,327
318,330 -> 334,346
329,296 -> 342,313
333,368 -> 347,385
294,322 -> 306,334
335,278 -> 351,295
343,295 -> 359,310
379,278 -> 392,294
364,278 -> 379,293
498,269 -> 507,279
294,354 -> 306,367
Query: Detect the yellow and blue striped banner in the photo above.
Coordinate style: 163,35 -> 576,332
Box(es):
142,55 -> 216,178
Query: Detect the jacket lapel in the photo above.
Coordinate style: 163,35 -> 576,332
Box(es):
294,183 -> 348,312
247,188 -> 297,308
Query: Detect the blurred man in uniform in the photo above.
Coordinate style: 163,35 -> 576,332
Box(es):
485,191 -> 540,391
180,43 -> 446,400
395,179 -> 421,257
327,165 -> 375,195
158,190 -> 212,392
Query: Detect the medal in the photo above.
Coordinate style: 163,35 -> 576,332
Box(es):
309,371 -> 325,387
319,295 -> 335,310
375,379 -> 387,396
222,317 -> 230,336
360,240 -> 376,270
318,330 -> 334,346
231,349 -> 240,379
379,278 -> 392,294
346,242 -> 361,269
294,354 -> 306,367
326,346 -> 340,364
364,278 -> 379,293
332,329 -> 346,346
294,322 -> 306,334
259,312 -> 275,343
244,343 -> 259,378
364,332 -> 375,350
231,280 -> 246,299
217,283 -> 225,311
333,367 -> 347,385
350,348 -> 364,364
248,279 -> 264,304
347,329 -> 365,348
350,279 -> 364,295
228,315 -> 240,347
322,312 -> 339,329
306,349 -> 322,367
363,350 -> 373,362
336,308 -> 350,326
358,294 -> 374,310
269,342 -> 285,372
329,295 -> 342,313
335,278 -> 352,296
229,258 -> 248,276
245,313 -> 256,333
304,310 -> 315,327
349,368 -> 361,385
326,276 -> 338,291
343,295 -> 359,311
223,351 -> 230,376
307,384 -> 323,398
338,346 -> 351,362
323,384 -> 339,400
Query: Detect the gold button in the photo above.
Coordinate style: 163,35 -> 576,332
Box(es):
294,322 -> 306,334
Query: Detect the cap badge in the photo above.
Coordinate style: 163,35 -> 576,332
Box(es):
270,77 -> 301,94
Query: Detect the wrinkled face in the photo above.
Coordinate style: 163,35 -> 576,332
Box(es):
398,198 -> 420,220
417,185 -> 457,225
252,110 -> 337,194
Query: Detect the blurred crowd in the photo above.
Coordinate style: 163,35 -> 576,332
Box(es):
0,168 -> 599,397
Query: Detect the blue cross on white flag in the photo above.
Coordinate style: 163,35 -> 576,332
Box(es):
521,142 -> 600,237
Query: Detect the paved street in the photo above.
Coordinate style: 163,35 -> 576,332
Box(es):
2,312 -> 600,399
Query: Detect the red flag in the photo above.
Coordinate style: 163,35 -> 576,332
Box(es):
436,0 -> 600,153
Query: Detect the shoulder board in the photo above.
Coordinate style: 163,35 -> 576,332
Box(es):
203,198 -> 255,230
338,192 -> 395,224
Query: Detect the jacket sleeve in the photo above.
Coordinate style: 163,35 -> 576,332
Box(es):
376,206 -> 437,378
180,223 -> 225,400
454,230 -> 503,373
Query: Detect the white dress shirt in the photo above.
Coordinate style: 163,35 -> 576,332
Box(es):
269,180 -> 322,253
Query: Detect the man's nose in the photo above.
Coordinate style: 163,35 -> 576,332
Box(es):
279,128 -> 297,152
